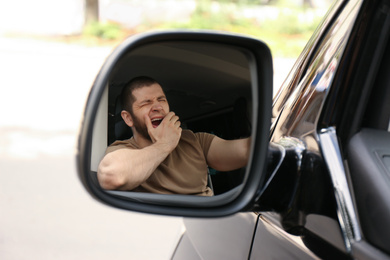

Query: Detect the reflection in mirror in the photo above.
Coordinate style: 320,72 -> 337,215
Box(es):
91,41 -> 253,198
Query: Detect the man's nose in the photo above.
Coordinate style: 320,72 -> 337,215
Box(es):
151,102 -> 163,111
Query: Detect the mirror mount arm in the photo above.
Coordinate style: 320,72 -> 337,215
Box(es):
248,143 -> 286,212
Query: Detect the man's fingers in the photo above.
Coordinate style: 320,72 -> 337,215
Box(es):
144,114 -> 153,131
162,112 -> 180,125
163,111 -> 175,122
174,119 -> 181,128
171,115 -> 179,123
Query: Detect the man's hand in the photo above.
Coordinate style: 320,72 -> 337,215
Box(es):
145,111 -> 182,152
98,112 -> 182,191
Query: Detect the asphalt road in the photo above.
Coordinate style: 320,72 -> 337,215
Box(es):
0,36 -> 184,260
0,35 -> 294,259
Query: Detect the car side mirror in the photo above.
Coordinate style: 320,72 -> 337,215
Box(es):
77,31 -> 273,217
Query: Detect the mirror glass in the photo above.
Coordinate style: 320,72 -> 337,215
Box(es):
90,41 -> 254,200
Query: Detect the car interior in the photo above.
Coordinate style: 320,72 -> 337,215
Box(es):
345,41 -> 390,255
324,6 -> 390,254
90,41 -> 253,195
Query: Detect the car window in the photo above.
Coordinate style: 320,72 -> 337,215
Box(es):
345,2 -> 390,254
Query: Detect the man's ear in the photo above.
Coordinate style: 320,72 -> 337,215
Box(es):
121,110 -> 134,127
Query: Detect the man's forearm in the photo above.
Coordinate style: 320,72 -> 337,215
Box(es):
207,137 -> 251,172
97,142 -> 171,190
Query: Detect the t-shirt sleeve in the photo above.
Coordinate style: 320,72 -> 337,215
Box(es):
105,139 -> 137,154
195,132 -> 216,157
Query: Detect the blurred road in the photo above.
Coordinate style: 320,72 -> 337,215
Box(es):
0,36 -> 184,260
0,35 -> 294,259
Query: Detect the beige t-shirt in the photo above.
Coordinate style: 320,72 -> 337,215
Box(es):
105,130 -> 216,196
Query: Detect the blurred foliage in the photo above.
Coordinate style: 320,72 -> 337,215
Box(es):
83,21 -> 122,40
155,0 -> 325,57
82,0 -> 327,57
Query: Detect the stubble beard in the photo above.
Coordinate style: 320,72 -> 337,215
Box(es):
130,112 -> 152,142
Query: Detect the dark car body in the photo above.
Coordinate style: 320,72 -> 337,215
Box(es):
169,0 -> 390,258
78,0 -> 390,259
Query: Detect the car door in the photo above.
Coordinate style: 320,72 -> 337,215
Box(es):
252,0 -> 390,259
331,0 -> 390,256
176,1 -> 361,259
322,0 -> 390,257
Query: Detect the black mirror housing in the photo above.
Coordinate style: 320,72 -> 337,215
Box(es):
77,30 -> 273,217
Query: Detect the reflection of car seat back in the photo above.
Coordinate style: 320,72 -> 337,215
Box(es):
114,97 -> 133,141
233,97 -> 251,138
211,97 -> 250,195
